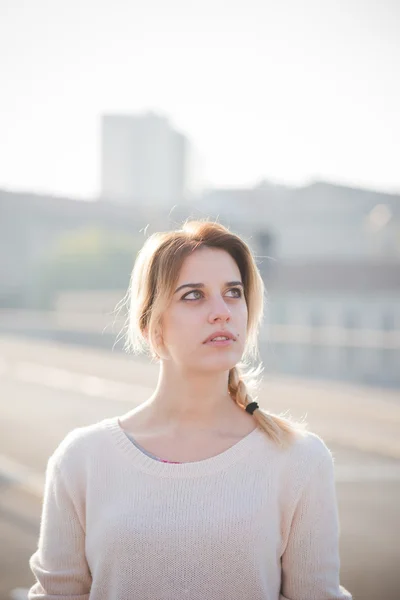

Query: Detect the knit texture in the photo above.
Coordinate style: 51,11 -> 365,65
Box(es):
28,415 -> 352,600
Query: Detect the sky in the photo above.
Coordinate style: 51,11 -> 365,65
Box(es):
0,0 -> 399,200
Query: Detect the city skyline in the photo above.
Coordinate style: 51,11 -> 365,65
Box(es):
101,112 -> 192,204
1,0 -> 399,200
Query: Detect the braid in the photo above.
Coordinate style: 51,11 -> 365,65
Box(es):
228,366 -> 251,409
228,366 -> 307,449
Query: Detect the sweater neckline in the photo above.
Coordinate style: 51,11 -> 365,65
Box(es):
102,415 -> 265,478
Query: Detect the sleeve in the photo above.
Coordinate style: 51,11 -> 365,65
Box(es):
28,453 -> 92,599
279,449 -> 352,600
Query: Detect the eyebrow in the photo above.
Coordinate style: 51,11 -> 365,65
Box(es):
174,281 -> 244,294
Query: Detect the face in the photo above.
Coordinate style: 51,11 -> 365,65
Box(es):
157,247 -> 248,372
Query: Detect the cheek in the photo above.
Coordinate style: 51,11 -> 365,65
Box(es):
235,302 -> 248,327
236,307 -> 249,345
162,307 -> 199,346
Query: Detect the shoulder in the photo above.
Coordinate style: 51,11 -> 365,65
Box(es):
48,416 -> 112,474
288,428 -> 333,467
278,428 -> 334,500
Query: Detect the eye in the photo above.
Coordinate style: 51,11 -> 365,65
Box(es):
226,287 -> 243,298
182,290 -> 203,301
181,287 -> 243,301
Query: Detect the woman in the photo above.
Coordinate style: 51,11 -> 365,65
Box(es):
29,219 -> 352,599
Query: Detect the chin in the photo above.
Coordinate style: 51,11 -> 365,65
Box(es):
175,344 -> 244,372
198,353 -> 241,373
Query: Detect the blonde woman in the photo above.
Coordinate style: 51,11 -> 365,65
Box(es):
29,220 -> 352,599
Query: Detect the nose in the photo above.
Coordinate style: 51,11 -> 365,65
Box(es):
208,297 -> 231,324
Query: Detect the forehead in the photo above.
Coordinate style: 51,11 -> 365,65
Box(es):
178,247 -> 241,281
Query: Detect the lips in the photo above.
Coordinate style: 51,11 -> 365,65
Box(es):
203,331 -> 236,343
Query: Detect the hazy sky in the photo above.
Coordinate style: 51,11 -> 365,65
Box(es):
1,0 -> 399,199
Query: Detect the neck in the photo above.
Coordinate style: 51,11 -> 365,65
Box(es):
140,360 -> 242,433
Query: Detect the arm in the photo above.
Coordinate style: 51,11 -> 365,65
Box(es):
28,454 -> 92,599
279,449 -> 352,600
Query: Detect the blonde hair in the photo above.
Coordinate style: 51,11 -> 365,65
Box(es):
117,219 -> 307,450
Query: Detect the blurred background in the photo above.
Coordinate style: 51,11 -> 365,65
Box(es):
0,0 -> 399,599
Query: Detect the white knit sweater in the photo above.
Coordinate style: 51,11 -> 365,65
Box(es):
28,415 -> 352,600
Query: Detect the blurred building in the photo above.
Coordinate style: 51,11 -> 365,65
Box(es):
0,190 -> 150,308
1,182 -> 399,388
193,181 -> 400,387
263,259 -> 400,387
199,180 -> 400,261
101,112 -> 194,208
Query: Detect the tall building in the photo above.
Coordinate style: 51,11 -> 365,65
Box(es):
101,112 -> 193,207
